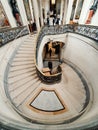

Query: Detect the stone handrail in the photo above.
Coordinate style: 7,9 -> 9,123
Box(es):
0,26 -> 29,47
36,24 -> 98,63
36,65 -> 62,83
74,24 -> 98,41
35,27 -> 63,83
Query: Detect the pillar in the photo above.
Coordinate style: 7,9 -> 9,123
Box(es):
60,0 -> 64,24
39,0 -> 44,26
16,0 -> 28,26
64,0 -> 71,24
28,0 -> 34,23
44,0 -> 50,19
32,0 -> 40,31
72,0 -> 79,21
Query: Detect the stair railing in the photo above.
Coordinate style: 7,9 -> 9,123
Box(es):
0,26 -> 29,47
35,24 -> 98,83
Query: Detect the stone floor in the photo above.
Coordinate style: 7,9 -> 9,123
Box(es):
43,60 -> 61,68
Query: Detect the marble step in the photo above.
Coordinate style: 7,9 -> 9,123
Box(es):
28,35 -> 37,39
8,67 -> 36,78
24,38 -> 36,41
18,48 -> 35,51
10,64 -> 35,72
12,60 -> 34,66
24,38 -> 36,42
16,51 -> 34,55
9,75 -> 38,91
17,50 -> 34,54
15,81 -> 41,107
18,47 -> 35,51
10,77 -> 40,99
13,57 -> 34,62
20,44 -> 35,48
8,71 -> 36,84
15,54 -> 34,58
23,40 -> 36,44
12,79 -> 41,106
30,35 -> 37,37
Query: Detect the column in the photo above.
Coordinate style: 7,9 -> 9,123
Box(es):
28,0 -> 34,23
72,0 -> 79,21
72,0 -> 84,22
60,0 -> 64,24
63,0 -> 69,24
44,0 -> 50,19
1,0 -> 17,27
39,0 -> 44,26
16,0 -> 28,26
32,0 -> 40,31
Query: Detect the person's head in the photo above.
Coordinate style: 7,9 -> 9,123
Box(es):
10,0 -> 16,5
12,0 -> 15,3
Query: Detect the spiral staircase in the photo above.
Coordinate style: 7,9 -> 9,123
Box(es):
0,25 -> 98,130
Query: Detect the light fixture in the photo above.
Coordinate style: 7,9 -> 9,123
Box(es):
51,0 -> 55,4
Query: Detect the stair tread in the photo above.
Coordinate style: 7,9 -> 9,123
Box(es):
8,71 -> 36,84
10,64 -> 35,71
10,78 -> 40,99
9,75 -> 37,91
9,67 -> 36,78
12,80 -> 41,106
13,57 -> 34,61
12,60 -> 34,66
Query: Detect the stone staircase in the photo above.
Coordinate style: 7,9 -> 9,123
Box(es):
5,34 -> 88,124
8,34 -> 42,105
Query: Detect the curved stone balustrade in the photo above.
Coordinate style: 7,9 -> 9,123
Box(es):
36,24 -> 98,62
74,25 -> 98,41
35,24 -> 98,83
36,65 -> 62,83
0,26 -> 29,47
